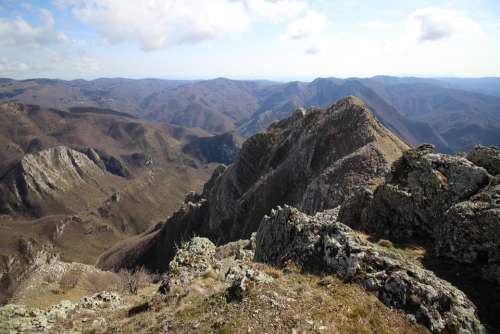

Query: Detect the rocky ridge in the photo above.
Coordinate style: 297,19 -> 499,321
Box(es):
98,96 -> 410,271
0,146 -> 115,217
340,144 -> 500,285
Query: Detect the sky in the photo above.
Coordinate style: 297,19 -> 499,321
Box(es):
0,0 -> 499,80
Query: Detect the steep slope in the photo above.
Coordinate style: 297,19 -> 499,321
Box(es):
0,146 -> 117,217
0,102 -> 237,304
139,78 -> 272,133
182,132 -> 243,165
376,83 -> 500,151
98,96 -> 409,271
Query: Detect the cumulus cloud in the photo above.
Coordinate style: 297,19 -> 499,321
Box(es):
409,7 -> 480,42
0,9 -> 68,48
247,0 -> 308,23
286,10 -> 327,40
0,57 -> 31,75
61,0 -> 251,51
56,0 -> 316,51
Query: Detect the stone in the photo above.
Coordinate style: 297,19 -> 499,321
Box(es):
101,96 -> 409,272
467,145 -> 500,176
255,205 -> 485,334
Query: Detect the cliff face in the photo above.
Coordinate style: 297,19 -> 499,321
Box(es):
98,96 -> 409,271
0,146 -> 116,217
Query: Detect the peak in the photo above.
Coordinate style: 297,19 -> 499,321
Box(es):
333,96 -> 368,110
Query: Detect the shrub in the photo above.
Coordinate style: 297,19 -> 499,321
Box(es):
59,269 -> 81,291
84,271 -> 120,293
118,267 -> 153,295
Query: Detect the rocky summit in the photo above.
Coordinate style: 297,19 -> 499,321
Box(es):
98,96 -> 409,271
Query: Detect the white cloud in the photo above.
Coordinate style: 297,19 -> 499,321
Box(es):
247,0 -> 308,23
0,9 -> 68,48
409,7 -> 480,42
286,10 -> 327,40
0,58 -> 30,76
65,0 -> 252,51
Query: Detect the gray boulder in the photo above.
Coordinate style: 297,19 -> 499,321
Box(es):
467,145 -> 500,176
255,205 -> 485,334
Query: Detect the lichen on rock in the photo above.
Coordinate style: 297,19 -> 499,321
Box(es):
255,205 -> 485,334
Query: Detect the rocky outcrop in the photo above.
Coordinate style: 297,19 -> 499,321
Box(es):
340,144 -> 491,240
159,236 -> 272,299
255,205 -> 485,334
0,146 -> 114,217
99,96 -> 409,271
340,144 -> 500,286
435,178 -> 500,285
0,292 -> 122,333
467,145 -> 500,176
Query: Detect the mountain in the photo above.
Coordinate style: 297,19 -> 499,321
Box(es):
2,96 -> 499,333
97,96 -> 500,332
238,78 -> 451,152
97,96 -> 409,271
0,102 -> 239,303
3,76 -> 499,153
367,78 -> 500,151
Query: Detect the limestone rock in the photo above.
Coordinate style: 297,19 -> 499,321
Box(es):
100,96 -> 409,272
340,144 -> 500,285
435,181 -> 500,283
341,144 -> 491,240
466,145 -> 500,176
0,146 -> 111,217
255,205 -> 485,334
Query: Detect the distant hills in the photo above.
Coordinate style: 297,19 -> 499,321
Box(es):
1,76 -> 500,152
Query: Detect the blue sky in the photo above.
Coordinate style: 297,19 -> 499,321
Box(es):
1,0 -> 499,80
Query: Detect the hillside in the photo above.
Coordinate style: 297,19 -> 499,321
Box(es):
0,102 -> 238,304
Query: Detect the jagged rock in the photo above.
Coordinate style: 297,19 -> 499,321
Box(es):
225,262 -> 273,302
0,146 -> 112,217
100,96 -> 409,272
467,145 -> 500,176
435,181 -> 500,283
340,144 -> 500,285
159,237 -> 217,293
255,205 -> 485,334
341,144 -> 491,240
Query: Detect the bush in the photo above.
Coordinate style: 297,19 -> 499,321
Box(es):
118,267 -> 153,295
84,271 -> 121,293
59,269 -> 81,291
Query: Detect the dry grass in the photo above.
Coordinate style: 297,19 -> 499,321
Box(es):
62,262 -> 429,334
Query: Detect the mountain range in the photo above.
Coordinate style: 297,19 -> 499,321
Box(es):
1,76 -> 500,153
